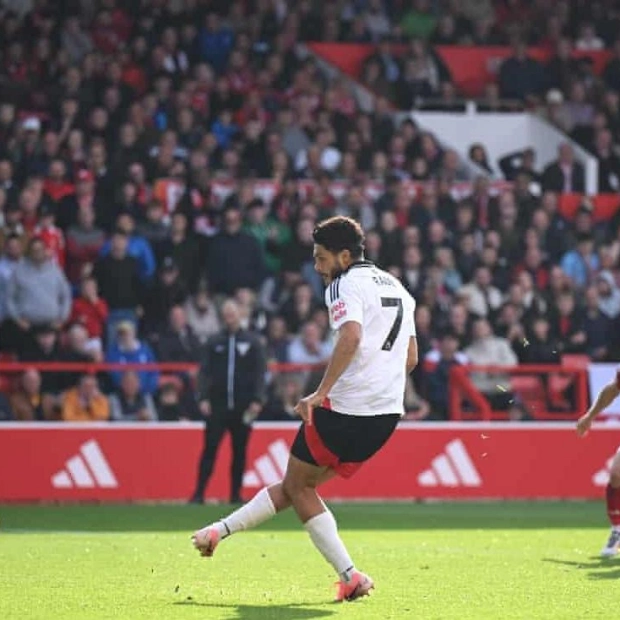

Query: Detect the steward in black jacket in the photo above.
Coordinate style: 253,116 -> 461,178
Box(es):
190,300 -> 266,503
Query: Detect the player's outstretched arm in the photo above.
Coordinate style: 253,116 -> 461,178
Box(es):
577,379 -> 620,436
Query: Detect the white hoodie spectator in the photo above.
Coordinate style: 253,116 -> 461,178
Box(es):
465,318 -> 518,395
597,271 -> 620,319
184,290 -> 221,345
458,266 -> 503,318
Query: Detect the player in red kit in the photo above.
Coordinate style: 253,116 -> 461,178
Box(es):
577,373 -> 620,556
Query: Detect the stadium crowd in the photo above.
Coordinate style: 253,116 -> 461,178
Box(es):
0,0 -> 619,422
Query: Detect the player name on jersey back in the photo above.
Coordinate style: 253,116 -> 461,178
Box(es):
325,262 -> 416,416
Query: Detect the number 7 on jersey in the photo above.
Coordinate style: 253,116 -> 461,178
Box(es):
380,297 -> 403,351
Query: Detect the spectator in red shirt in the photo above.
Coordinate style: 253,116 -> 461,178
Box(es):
69,276 -> 109,353
514,246 -> 550,291
44,159 -> 75,204
92,8 -> 130,55
34,203 -> 65,269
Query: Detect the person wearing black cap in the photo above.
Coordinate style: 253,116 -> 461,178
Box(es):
143,256 -> 190,338
190,299 -> 266,504
154,210 -> 201,291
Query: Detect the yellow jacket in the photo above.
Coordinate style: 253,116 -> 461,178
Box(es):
61,388 -> 110,422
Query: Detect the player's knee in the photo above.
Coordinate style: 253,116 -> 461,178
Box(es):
282,475 -> 313,501
281,476 -> 299,501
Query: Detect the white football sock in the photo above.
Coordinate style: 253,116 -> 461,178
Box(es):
304,509 -> 355,580
214,487 -> 276,538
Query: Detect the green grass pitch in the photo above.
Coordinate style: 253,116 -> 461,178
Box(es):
1,502 -> 618,619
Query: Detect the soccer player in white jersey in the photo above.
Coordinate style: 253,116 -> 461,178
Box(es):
577,373 -> 620,556
192,216 -> 418,601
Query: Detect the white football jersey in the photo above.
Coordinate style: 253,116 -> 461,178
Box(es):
325,261 -> 416,416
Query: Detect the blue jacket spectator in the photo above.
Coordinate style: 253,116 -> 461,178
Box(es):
211,110 -> 238,149
106,321 -> 159,395
199,13 -> 234,73
560,234 -> 600,289
100,212 -> 155,282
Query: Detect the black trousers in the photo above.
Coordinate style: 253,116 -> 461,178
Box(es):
192,409 -> 252,501
0,319 -> 36,353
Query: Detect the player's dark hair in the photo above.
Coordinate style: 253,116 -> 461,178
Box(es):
312,216 -> 365,259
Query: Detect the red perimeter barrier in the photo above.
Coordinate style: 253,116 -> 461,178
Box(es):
0,422 -> 617,501
308,43 -> 612,97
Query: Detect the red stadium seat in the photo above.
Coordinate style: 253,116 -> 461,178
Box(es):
561,354 -> 590,369
510,376 -> 547,415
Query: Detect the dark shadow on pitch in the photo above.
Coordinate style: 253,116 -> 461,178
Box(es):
543,556 -> 620,580
172,599 -> 335,619
0,502 -> 608,532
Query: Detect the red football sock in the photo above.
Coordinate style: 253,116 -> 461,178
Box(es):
606,484 -> 620,527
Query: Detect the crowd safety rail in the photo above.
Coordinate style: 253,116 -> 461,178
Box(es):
448,363 -> 589,422
0,361 -> 322,374
0,360 -> 590,422
0,360 -> 326,396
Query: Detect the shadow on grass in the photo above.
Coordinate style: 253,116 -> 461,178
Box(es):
172,600 -> 335,619
0,501 -> 607,532
543,557 -> 620,580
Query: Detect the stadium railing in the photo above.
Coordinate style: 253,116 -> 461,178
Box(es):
0,360 -> 326,421
448,363 -> 589,421
0,360 -> 589,422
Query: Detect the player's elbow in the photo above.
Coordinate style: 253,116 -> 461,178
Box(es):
339,322 -> 362,351
406,338 -> 418,373
406,354 -> 418,374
